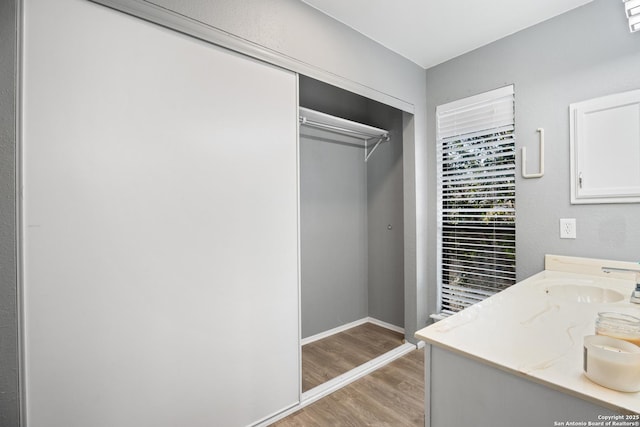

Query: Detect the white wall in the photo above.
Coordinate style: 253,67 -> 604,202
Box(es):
23,0 -> 299,425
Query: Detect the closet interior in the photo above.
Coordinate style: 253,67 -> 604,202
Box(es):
299,76 -> 406,393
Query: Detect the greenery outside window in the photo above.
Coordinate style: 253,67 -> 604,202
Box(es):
436,85 -> 516,316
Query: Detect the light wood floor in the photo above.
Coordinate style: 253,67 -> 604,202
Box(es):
302,322 -> 406,392
273,348 -> 425,426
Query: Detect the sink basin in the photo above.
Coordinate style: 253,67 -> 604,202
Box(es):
544,284 -> 624,303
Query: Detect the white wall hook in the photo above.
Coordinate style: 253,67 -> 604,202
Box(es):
522,128 -> 545,179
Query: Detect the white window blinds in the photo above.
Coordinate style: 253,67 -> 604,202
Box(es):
436,85 -> 516,316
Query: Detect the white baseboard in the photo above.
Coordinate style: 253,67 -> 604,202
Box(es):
301,317 -> 405,346
366,317 -> 405,334
300,318 -> 369,346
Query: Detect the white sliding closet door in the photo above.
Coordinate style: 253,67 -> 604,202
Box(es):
22,1 -> 299,426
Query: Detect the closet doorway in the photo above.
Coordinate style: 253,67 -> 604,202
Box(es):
299,76 -> 408,394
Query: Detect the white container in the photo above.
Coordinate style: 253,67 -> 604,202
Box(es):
583,335 -> 640,392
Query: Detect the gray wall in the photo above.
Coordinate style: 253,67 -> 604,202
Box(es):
425,0 -> 640,316
0,0 -> 20,425
300,77 -> 405,337
300,128 -> 369,337
366,109 -> 404,328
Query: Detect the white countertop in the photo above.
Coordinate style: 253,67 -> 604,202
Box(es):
415,255 -> 640,414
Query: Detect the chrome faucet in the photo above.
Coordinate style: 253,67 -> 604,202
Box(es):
602,266 -> 640,304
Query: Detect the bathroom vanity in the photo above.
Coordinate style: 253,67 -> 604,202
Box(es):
416,255 -> 640,427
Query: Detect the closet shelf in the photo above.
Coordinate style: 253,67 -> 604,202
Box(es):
299,107 -> 390,162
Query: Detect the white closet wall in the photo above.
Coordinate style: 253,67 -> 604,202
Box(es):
22,0 -> 299,426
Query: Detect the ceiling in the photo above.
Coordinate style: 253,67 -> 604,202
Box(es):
301,0 -> 594,69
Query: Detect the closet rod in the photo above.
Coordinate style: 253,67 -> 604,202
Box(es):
299,107 -> 390,162
300,119 -> 382,139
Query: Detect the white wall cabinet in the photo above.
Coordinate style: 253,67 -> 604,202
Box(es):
22,1 -> 299,426
570,89 -> 640,204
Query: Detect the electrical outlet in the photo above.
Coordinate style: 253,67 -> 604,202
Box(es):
560,218 -> 577,239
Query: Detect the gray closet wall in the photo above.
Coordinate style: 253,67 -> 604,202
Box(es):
300,127 -> 369,337
300,76 -> 404,338
367,110 -> 404,327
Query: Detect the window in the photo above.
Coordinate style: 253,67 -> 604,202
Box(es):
436,85 -> 516,317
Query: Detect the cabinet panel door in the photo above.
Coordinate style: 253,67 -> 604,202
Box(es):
570,89 -> 640,204
23,1 -> 299,426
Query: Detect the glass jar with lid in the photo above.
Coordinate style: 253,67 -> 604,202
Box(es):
595,312 -> 640,346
